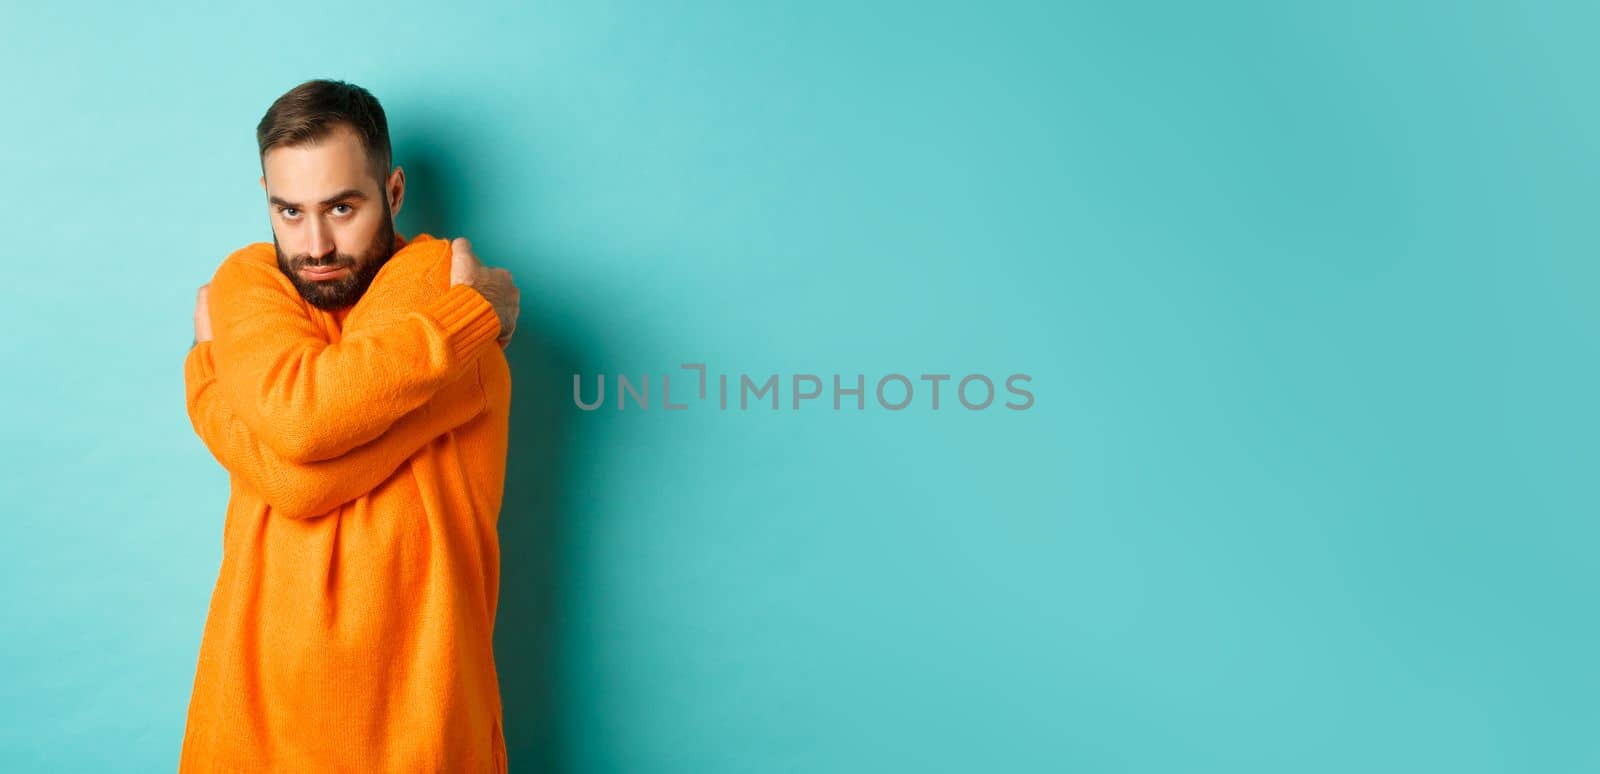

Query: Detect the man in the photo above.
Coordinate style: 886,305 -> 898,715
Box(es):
179,79 -> 521,773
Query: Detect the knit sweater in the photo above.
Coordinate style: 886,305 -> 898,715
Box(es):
179,232 -> 512,773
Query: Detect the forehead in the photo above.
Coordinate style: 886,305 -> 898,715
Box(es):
262,124 -> 376,199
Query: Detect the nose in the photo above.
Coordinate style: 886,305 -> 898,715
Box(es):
305,218 -> 335,261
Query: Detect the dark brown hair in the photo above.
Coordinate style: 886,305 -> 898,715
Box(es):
256,79 -> 392,187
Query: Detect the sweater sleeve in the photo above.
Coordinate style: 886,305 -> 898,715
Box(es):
185,340 -> 488,520
206,253 -> 502,463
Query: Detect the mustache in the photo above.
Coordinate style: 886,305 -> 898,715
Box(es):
297,256 -> 355,270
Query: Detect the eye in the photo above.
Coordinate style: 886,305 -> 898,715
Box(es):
332,204 -> 353,216
278,207 -> 300,219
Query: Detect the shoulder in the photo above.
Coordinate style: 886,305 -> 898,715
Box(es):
372,233 -> 453,289
211,241 -> 279,278
341,234 -> 456,326
208,242 -> 291,296
220,241 -> 277,270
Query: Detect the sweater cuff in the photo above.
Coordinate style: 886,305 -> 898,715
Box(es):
425,283 -> 502,363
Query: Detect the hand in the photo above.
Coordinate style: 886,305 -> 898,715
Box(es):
194,284 -> 213,344
448,237 -> 520,350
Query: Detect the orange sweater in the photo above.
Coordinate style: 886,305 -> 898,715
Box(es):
179,233 -> 512,773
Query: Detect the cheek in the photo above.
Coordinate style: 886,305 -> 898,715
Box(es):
346,214 -> 385,245
273,225 -> 308,255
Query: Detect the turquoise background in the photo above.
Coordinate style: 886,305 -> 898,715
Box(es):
2,1 -> 1596,771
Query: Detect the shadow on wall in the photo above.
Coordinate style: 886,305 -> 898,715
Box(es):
399,143 -> 591,774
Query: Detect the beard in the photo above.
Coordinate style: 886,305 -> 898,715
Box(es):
274,201 -> 397,311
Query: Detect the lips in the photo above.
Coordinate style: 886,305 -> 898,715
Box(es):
300,265 -> 349,280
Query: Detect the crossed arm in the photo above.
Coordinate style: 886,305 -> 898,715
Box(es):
203,252 -> 502,463
184,244 -> 504,519
184,341 -> 486,519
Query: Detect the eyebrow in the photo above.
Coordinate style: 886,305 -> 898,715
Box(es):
269,188 -> 370,208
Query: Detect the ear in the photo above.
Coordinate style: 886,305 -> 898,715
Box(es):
387,166 -> 405,216
259,175 -> 266,192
